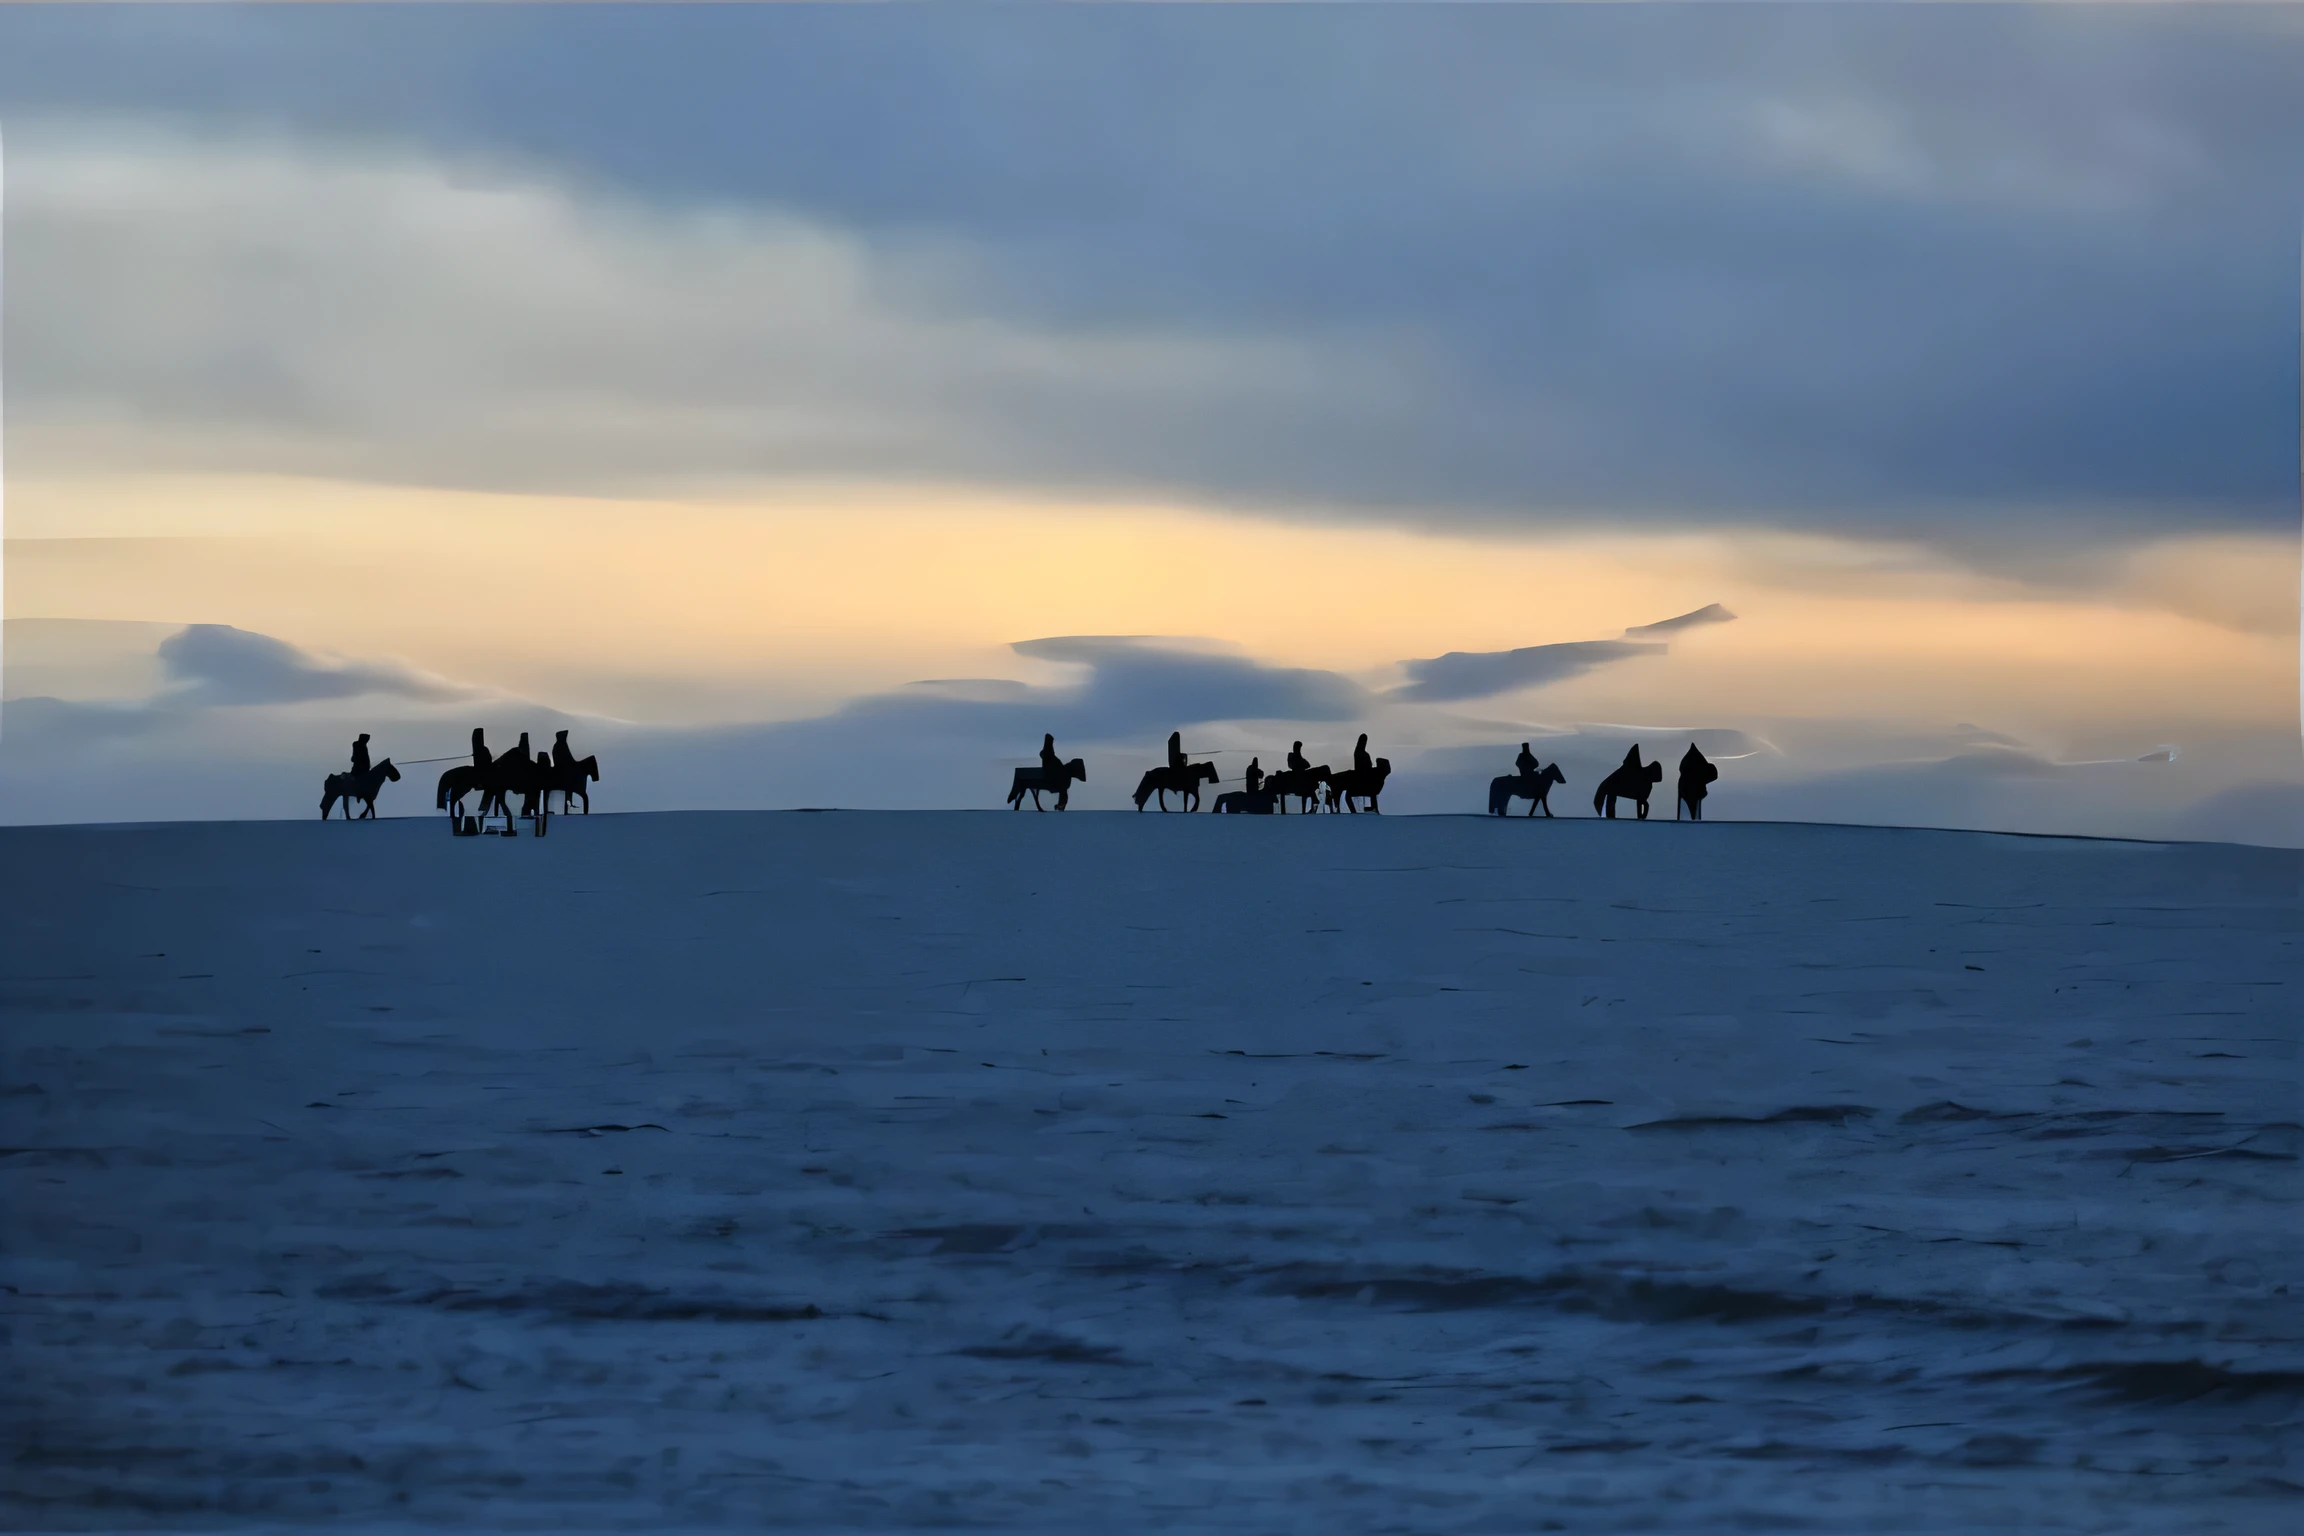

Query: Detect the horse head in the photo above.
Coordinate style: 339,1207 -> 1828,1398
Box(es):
380,760 -> 401,781
1196,762 -> 1219,784
1645,762 -> 1663,784
1066,758 -> 1087,783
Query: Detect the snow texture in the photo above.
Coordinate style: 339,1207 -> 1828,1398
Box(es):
2,812 -> 2298,1533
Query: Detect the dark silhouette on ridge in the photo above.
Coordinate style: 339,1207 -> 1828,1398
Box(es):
1328,754 -> 1392,813
1266,760 -> 1332,813
1135,735 -> 1219,811
1593,744 -> 1663,819
321,758 -> 399,820
546,730 -> 602,813
1287,741 -> 1311,775
350,733 -> 372,777
1353,733 -> 1374,776
1008,734 -> 1086,810
438,729 -> 552,835
1490,755 -> 1567,816
1214,756 -> 1277,813
1677,743 -> 1720,821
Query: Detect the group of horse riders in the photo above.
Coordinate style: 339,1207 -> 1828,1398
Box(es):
1011,731 -> 1721,819
318,729 -> 603,830
435,729 -> 602,833
1493,741 -> 1719,820
1010,730 -> 1396,814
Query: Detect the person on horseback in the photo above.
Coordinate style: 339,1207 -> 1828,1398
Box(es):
1353,733 -> 1374,776
1039,733 -> 1065,785
1515,741 -> 1539,779
1243,758 -> 1264,796
1288,741 -> 1311,775
1168,731 -> 1189,775
471,727 -> 492,771
351,733 -> 372,776
553,729 -> 578,773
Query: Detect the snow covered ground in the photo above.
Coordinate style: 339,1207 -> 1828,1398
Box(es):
3,811 -> 2298,1533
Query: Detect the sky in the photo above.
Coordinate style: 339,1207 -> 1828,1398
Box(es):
1,3 -> 2298,842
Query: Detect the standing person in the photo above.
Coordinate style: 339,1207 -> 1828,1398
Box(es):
1353,733 -> 1374,776
1677,743 -> 1719,821
1168,731 -> 1189,775
1039,733 -> 1065,786
1288,741 -> 1311,775
1515,741 -> 1539,780
470,728 -> 492,771
350,733 -> 372,777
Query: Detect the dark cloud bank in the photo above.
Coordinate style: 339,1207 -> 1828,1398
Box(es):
3,5 -> 2299,553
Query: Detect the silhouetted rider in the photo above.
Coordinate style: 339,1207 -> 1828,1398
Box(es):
471,728 -> 492,771
552,729 -> 578,773
1243,758 -> 1264,796
1515,742 -> 1539,779
350,733 -> 372,776
1288,741 -> 1311,775
1039,733 -> 1065,785
1353,733 -> 1373,775
1168,731 -> 1188,775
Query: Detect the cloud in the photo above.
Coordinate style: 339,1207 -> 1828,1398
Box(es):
1389,605 -> 1734,704
1390,641 -> 1666,706
1006,637 -> 1368,733
1624,603 -> 1737,639
3,2 -> 2299,549
156,624 -> 476,706
4,125 -> 1374,507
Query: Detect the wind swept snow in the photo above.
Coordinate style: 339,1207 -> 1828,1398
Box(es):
2,813 -> 2297,1532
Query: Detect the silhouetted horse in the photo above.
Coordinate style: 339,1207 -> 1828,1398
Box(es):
546,753 -> 601,813
1488,763 -> 1567,817
1677,744 -> 1720,821
1008,759 -> 1087,811
1212,786 -> 1277,814
1133,760 -> 1218,811
474,738 -> 548,822
1594,747 -> 1663,820
1265,764 -> 1331,814
321,759 -> 399,820
438,735 -> 546,828
1327,757 -> 1392,813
